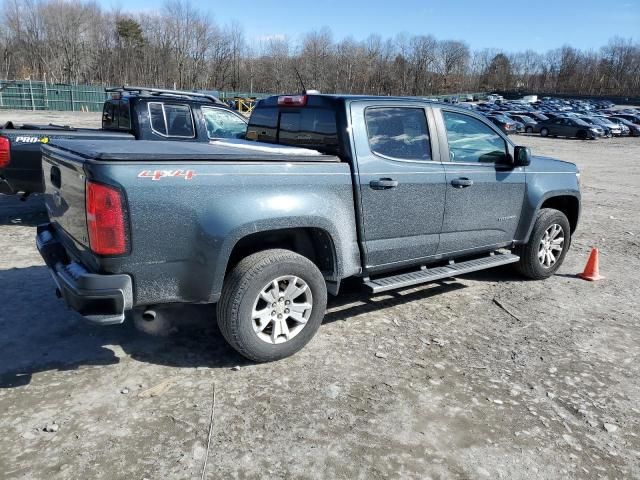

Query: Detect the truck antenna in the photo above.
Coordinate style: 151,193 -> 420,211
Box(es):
293,67 -> 307,94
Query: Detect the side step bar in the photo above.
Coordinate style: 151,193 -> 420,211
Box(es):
363,252 -> 519,294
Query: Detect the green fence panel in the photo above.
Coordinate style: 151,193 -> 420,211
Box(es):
0,80 -> 109,112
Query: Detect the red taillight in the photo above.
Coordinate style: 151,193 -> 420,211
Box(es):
86,181 -> 128,255
0,137 -> 10,168
277,94 -> 307,106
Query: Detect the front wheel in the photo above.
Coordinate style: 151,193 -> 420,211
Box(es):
540,127 -> 549,137
525,126 -> 533,134
514,208 -> 571,280
217,249 -> 327,362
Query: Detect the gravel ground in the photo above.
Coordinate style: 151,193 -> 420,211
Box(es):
0,110 -> 639,479
0,109 -> 102,128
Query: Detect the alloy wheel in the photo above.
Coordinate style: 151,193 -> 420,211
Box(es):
538,224 -> 565,268
251,275 -> 313,344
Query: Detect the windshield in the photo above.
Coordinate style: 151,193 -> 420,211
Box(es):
574,119 -> 591,127
202,107 -> 247,139
593,118 -> 613,126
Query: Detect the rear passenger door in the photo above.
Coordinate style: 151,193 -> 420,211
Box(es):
435,109 -> 526,255
350,102 -> 446,270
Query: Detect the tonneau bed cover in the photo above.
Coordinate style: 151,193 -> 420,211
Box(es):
44,139 -> 341,162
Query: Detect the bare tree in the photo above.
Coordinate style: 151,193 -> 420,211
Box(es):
0,0 -> 638,97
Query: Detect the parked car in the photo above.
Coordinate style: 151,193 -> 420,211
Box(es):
578,116 -> 611,137
512,120 -> 525,133
526,112 -> 549,122
540,112 -> 562,120
607,116 -> 640,136
36,94 -> 580,362
536,117 -> 602,139
611,114 -> 640,125
589,116 -> 622,136
0,86 -> 248,195
486,114 -> 518,134
507,114 -> 537,133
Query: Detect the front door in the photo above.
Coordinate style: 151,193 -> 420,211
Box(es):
350,102 -> 446,270
436,109 -> 526,255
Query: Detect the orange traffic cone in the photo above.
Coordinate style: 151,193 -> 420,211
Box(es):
578,248 -> 604,281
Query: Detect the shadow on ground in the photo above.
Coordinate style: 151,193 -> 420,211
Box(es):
0,194 -> 48,226
0,263 -> 473,388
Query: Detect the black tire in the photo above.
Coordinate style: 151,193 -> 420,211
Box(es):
525,126 -> 533,134
217,249 -> 327,362
514,208 -> 571,280
540,127 -> 549,137
576,130 -> 587,140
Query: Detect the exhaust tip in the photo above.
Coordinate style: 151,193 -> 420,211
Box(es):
134,308 -> 174,336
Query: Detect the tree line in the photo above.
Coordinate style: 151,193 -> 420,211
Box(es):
1,0 -> 638,98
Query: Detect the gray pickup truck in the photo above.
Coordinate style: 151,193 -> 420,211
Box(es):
36,94 -> 581,362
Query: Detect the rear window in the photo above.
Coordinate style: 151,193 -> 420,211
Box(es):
148,102 -> 195,138
102,100 -> 131,131
247,107 -> 339,154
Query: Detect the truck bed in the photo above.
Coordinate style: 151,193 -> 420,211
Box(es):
46,139 -> 342,163
41,138 -> 358,308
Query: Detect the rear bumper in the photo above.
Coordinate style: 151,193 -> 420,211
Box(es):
36,224 -> 133,325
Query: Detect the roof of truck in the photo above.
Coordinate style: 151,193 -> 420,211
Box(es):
44,139 -> 341,162
254,93 -> 470,112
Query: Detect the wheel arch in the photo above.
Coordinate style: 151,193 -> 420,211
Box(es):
212,225 -> 346,301
539,195 -> 580,233
226,227 -> 338,276
520,192 -> 581,243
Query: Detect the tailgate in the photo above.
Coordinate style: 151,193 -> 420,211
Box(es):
42,147 -> 89,247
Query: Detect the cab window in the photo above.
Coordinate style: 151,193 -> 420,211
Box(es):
102,100 -> 131,131
246,107 -> 278,142
442,111 -> 507,164
365,107 -> 431,161
118,100 -> 131,130
102,101 -> 115,128
148,102 -> 195,138
278,108 -> 339,154
148,102 -> 167,135
202,107 -> 247,139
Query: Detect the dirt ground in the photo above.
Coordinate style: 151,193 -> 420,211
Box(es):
0,110 -> 638,480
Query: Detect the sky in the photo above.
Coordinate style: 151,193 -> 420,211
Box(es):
102,0 -> 639,52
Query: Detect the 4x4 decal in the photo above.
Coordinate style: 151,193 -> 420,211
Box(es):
137,170 -> 195,181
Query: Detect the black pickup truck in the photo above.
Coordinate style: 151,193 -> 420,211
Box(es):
0,87 -> 247,195
37,93 -> 581,362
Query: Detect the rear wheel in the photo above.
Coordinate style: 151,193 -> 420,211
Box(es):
540,127 -> 549,137
514,208 -> 571,280
217,249 -> 327,362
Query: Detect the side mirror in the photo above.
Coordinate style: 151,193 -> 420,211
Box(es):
513,146 -> 531,167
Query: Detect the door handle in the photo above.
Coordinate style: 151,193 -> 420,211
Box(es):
369,178 -> 398,190
451,177 -> 473,188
